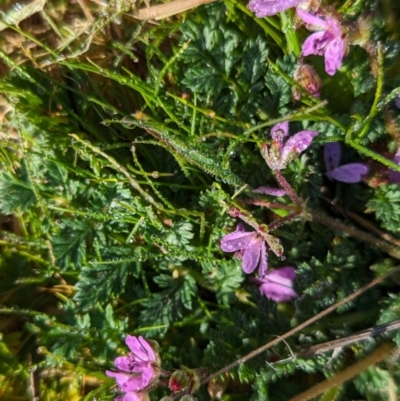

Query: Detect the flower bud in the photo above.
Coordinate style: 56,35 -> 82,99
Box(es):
293,64 -> 322,100
169,367 -> 200,393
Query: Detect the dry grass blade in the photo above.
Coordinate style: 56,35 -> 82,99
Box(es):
134,0 -> 217,20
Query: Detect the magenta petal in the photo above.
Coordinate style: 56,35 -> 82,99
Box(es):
270,266 -> 297,280
106,371 -> 131,390
297,9 -> 328,29
242,237 -> 263,274
114,356 -> 133,372
270,121 -> 289,140
259,282 -> 298,302
301,31 -> 329,57
324,142 -> 342,172
125,336 -> 154,362
324,37 -> 344,75
122,375 -> 148,392
258,241 -> 268,277
253,186 -> 286,196
281,130 -> 318,163
259,267 -> 297,302
248,0 -> 303,18
220,231 -> 256,253
327,163 -> 369,183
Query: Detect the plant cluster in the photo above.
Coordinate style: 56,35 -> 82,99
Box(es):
0,0 -> 400,400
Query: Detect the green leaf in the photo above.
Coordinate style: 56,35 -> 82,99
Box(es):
367,185 -> 400,233
0,172 -> 36,214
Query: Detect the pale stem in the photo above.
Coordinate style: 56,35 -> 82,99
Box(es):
288,342 -> 396,401
200,266 -> 400,385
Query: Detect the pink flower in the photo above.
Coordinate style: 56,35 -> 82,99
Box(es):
106,336 -> 160,395
260,121 -> 318,170
253,267 -> 298,302
324,142 -> 369,183
297,9 -> 347,76
220,224 -> 268,277
388,149 -> 400,184
248,0 -> 303,17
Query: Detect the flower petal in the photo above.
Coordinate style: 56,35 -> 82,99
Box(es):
326,163 -> 369,183
258,241 -> 268,277
280,130 -> 318,165
248,0 -> 303,18
324,37 -> 345,75
301,31 -> 329,57
259,267 -> 297,302
297,9 -> 329,29
324,142 -> 342,172
270,121 -> 289,140
114,356 -> 133,372
242,237 -> 263,274
259,282 -> 298,302
253,186 -> 286,196
106,371 -> 132,391
220,231 -> 256,253
122,375 -> 149,392
125,336 -> 155,363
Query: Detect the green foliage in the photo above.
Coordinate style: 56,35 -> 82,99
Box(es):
367,185 -> 400,232
0,0 -> 400,400
0,171 -> 36,214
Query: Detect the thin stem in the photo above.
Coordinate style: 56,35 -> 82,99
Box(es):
243,100 -> 330,137
321,196 -> 400,248
352,43 -> 384,141
274,170 -> 302,206
309,210 -> 400,260
200,266 -> 400,385
288,342 -> 396,401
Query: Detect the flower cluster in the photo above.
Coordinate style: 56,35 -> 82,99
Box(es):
106,335 -> 160,401
220,224 -> 298,302
247,0 -> 348,84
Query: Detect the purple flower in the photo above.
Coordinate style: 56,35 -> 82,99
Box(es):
254,267 -> 298,302
248,0 -> 303,17
297,9 -> 346,76
388,149 -> 400,184
220,224 -> 268,277
106,336 -> 160,395
324,142 -> 369,183
261,121 -> 318,170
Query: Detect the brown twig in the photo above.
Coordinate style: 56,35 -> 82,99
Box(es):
322,195 -> 400,248
289,342 -> 396,401
200,266 -> 400,385
309,210 -> 400,260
